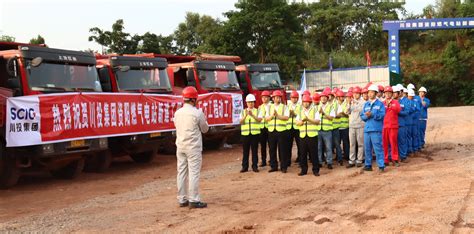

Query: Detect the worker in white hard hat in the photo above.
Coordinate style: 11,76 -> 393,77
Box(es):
361,84 -> 386,172
240,94 -> 263,173
418,87 -> 430,149
394,86 -> 411,163
407,83 -> 415,90
406,89 -> 420,156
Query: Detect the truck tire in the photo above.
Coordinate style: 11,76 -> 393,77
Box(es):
51,158 -> 85,179
0,144 -> 20,189
130,150 -> 156,163
84,151 -> 112,173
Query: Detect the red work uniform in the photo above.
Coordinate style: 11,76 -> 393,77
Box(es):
383,98 -> 401,163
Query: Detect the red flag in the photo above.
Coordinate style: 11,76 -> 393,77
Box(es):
366,50 -> 371,67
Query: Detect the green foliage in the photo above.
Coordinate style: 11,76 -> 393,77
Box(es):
29,35 -> 45,45
0,35 -> 15,42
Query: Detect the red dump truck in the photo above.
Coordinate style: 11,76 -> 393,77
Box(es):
95,55 -> 173,163
235,63 -> 286,107
0,42 -> 108,188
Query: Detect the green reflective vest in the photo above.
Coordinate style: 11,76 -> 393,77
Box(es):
286,103 -> 301,130
318,103 -> 333,131
258,103 -> 269,129
339,101 -> 349,129
241,108 -> 261,136
299,107 -> 318,138
332,101 -> 341,129
268,104 -> 287,132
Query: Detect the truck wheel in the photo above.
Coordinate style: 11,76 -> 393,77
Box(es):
51,158 -> 85,179
84,151 -> 112,173
0,145 -> 20,189
130,150 -> 156,163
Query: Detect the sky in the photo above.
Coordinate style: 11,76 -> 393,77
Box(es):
0,0 -> 437,51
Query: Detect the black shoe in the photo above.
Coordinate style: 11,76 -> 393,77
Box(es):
252,168 -> 259,172
363,167 -> 372,171
240,168 -> 248,173
318,164 -> 323,168
268,168 -> 278,173
313,171 -> 320,176
327,164 -> 333,170
259,163 -> 267,167
338,161 -> 343,166
401,158 -> 408,163
379,167 -> 385,172
298,171 -> 306,176
346,164 -> 355,168
189,201 -> 207,209
356,163 -> 362,167
179,201 -> 189,207
281,168 -> 287,173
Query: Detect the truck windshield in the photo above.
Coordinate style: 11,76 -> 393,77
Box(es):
250,71 -> 282,90
197,69 -> 240,91
26,61 -> 102,92
115,68 -> 171,92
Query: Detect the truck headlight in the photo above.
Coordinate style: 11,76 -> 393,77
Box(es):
130,135 -> 138,142
42,144 -> 54,154
171,131 -> 176,136
99,138 -> 108,149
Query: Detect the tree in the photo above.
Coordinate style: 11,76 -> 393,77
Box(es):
89,19 -> 141,54
0,35 -> 15,42
139,32 -> 175,54
29,35 -> 45,45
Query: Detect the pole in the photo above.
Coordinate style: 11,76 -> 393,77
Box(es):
367,66 -> 370,83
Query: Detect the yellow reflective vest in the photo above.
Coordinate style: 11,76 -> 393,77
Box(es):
298,107 -> 318,138
241,108 -> 261,136
286,103 -> 301,130
267,104 -> 287,132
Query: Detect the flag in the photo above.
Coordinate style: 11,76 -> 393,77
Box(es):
299,69 -> 306,92
366,50 -> 371,67
328,57 -> 333,70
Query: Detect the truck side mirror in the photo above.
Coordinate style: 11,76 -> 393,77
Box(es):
186,68 -> 196,86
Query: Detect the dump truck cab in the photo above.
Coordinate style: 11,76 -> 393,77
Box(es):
0,43 -> 108,188
96,55 -> 172,162
236,63 -> 286,107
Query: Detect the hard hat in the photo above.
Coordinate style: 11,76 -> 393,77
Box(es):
392,86 -> 400,92
402,88 -> 408,93
353,86 -> 362,94
378,85 -> 384,92
261,90 -> 271,97
408,89 -> 415,97
368,84 -> 379,92
290,90 -> 299,98
361,88 -> 368,93
323,87 -> 331,93
245,94 -> 256,102
272,90 -> 283,97
312,93 -> 321,102
302,95 -> 312,103
384,86 -> 393,92
346,92 -> 353,97
320,90 -> 329,97
303,90 -> 311,96
396,84 -> 404,90
182,86 -> 198,99
336,90 -> 345,97
419,87 -> 427,93
348,87 -> 354,92
407,83 -> 415,90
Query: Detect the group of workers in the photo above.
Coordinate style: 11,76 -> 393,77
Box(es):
239,83 -> 430,176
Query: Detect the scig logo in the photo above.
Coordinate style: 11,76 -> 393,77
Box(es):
10,108 -> 36,120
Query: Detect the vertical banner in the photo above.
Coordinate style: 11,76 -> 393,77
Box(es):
6,92 -> 243,147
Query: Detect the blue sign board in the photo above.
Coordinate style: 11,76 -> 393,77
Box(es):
383,17 -> 474,75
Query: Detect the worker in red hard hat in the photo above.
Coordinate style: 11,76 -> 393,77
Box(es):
257,90 -> 272,167
265,90 -> 290,173
361,87 -> 369,101
330,89 -> 344,166
382,86 -> 401,167
335,90 -> 349,165
173,86 -> 209,209
287,90 -> 302,167
296,94 -> 321,176
347,86 -> 365,168
312,92 -> 320,108
317,90 -> 336,169
377,85 -> 385,101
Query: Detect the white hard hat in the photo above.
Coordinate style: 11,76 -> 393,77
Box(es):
396,84 -> 404,90
392,86 -> 400,92
368,84 -> 379,92
245,94 -> 256,102
419,87 -> 427,93
408,89 -> 415,97
407,83 -> 415,90
402,88 -> 408,93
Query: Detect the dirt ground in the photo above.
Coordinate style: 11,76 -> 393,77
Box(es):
0,106 -> 473,233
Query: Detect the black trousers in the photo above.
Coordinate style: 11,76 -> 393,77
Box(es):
242,134 -> 259,170
339,128 -> 350,161
259,128 -> 269,165
268,130 -> 289,170
287,128 -> 301,166
299,136 -> 319,174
